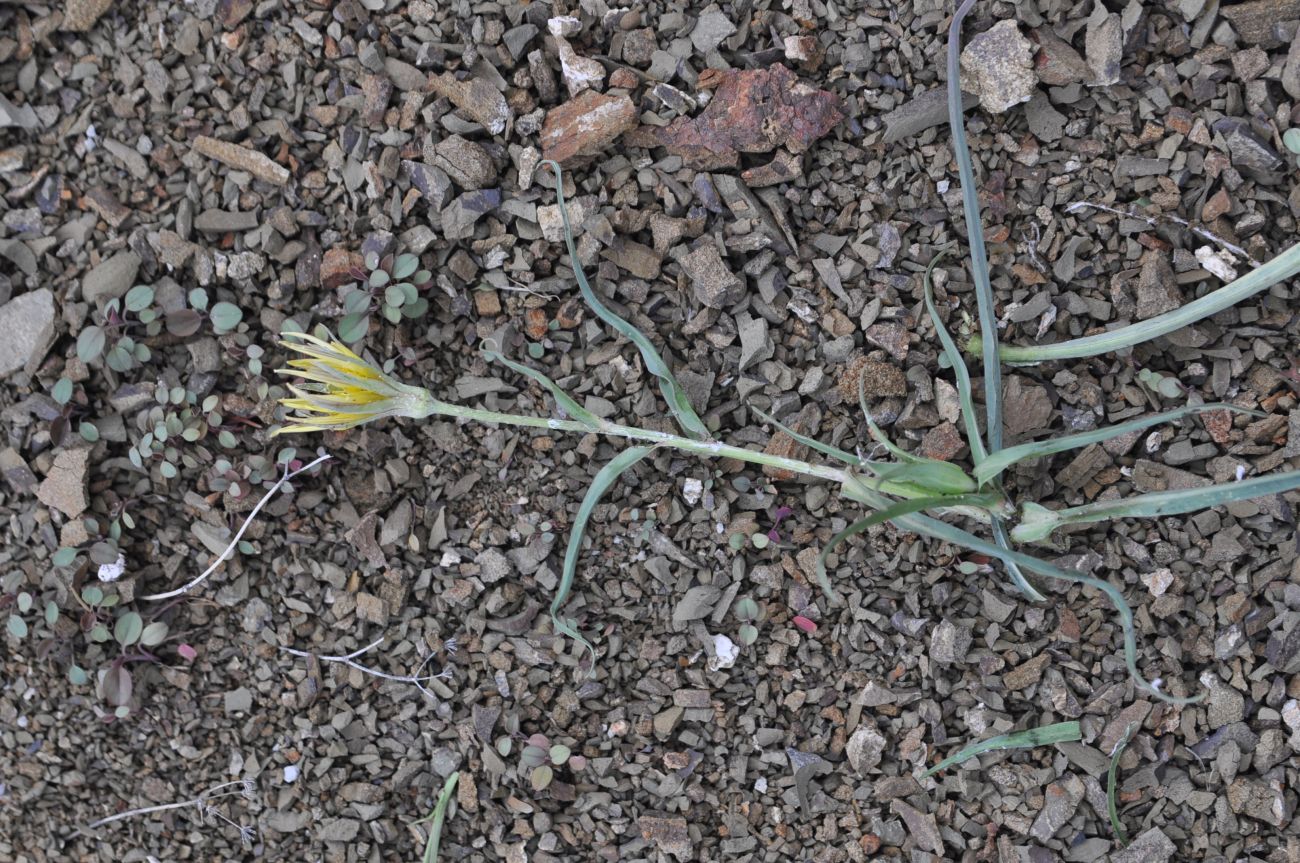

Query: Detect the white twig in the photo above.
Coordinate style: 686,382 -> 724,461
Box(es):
84,779 -> 254,832
279,636 -> 451,699
142,453 -> 332,601
1065,200 -> 1261,266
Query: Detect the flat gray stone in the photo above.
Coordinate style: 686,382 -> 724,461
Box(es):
83,251 -> 141,305
0,288 -> 56,377
194,209 -> 259,232
1109,828 -> 1175,863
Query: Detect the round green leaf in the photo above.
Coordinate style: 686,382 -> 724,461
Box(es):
401,298 -> 429,319
548,744 -> 571,765
114,611 -> 143,646
210,301 -> 243,333
520,744 -> 547,768
1157,376 -> 1181,398
160,461 -> 178,479
382,303 -> 402,324
77,326 -> 106,362
364,250 -> 380,270
338,312 -> 368,343
52,377 -> 73,405
188,288 -> 209,311
69,665 -> 89,685
384,285 -> 406,308
218,430 -> 237,448
140,621 -> 169,647
44,602 -> 59,627
734,597 -> 759,621
124,284 -> 155,312
17,592 -> 32,613
343,288 -> 371,315
90,622 -> 110,642
738,623 -> 759,646
369,268 -> 390,288
1285,128 -> 1300,155
134,343 -> 151,363
393,254 -> 419,279
8,615 -> 28,639
496,736 -> 513,757
529,764 -> 553,791
81,585 -> 104,606
79,421 -> 100,443
106,345 -> 133,372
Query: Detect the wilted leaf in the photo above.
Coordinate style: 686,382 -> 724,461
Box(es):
102,665 -> 133,706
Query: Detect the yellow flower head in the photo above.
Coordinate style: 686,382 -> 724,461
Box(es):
273,330 -> 435,435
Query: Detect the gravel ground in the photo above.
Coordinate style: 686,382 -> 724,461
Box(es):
2,0 -> 1300,861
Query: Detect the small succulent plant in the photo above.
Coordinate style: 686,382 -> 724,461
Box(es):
497,732 -> 586,793
338,250 -> 432,343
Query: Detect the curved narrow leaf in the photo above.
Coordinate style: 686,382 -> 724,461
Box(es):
947,0 -> 1003,453
925,721 -> 1080,777
989,518 -> 1045,602
923,247 -> 986,464
974,403 -> 1264,484
483,346 -> 602,430
415,771 -> 459,863
989,241 -> 1300,362
1107,723 -> 1137,847
815,493 -> 1001,603
862,458 -> 977,496
555,446 -> 654,673
858,370 -> 918,464
839,474 -> 1201,705
542,160 -> 709,440
1012,468 -> 1300,543
750,406 -> 859,467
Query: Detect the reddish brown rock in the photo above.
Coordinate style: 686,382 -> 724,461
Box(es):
428,73 -> 510,135
657,64 -> 844,169
321,248 -> 362,290
540,91 -> 637,166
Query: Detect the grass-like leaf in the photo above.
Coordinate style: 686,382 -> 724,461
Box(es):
923,247 -> 987,464
414,771 -> 459,863
1013,468 -> 1300,543
987,241 -> 1300,362
750,406 -> 860,467
542,160 -> 710,440
555,445 -> 653,672
1107,723 -> 1137,848
947,0 -> 1002,454
862,459 -> 977,496
482,344 -> 603,431
839,475 -> 1201,704
974,403 -> 1263,485
816,493 -> 1002,603
924,721 -> 1081,777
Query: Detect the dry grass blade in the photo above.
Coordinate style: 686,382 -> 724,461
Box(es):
925,721 -> 1081,776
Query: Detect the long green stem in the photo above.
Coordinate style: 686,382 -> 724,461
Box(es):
421,398 -> 1000,520
974,241 -> 1300,363
947,0 -> 1042,601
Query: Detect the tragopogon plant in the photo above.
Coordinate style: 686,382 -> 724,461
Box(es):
274,41 -> 1300,705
